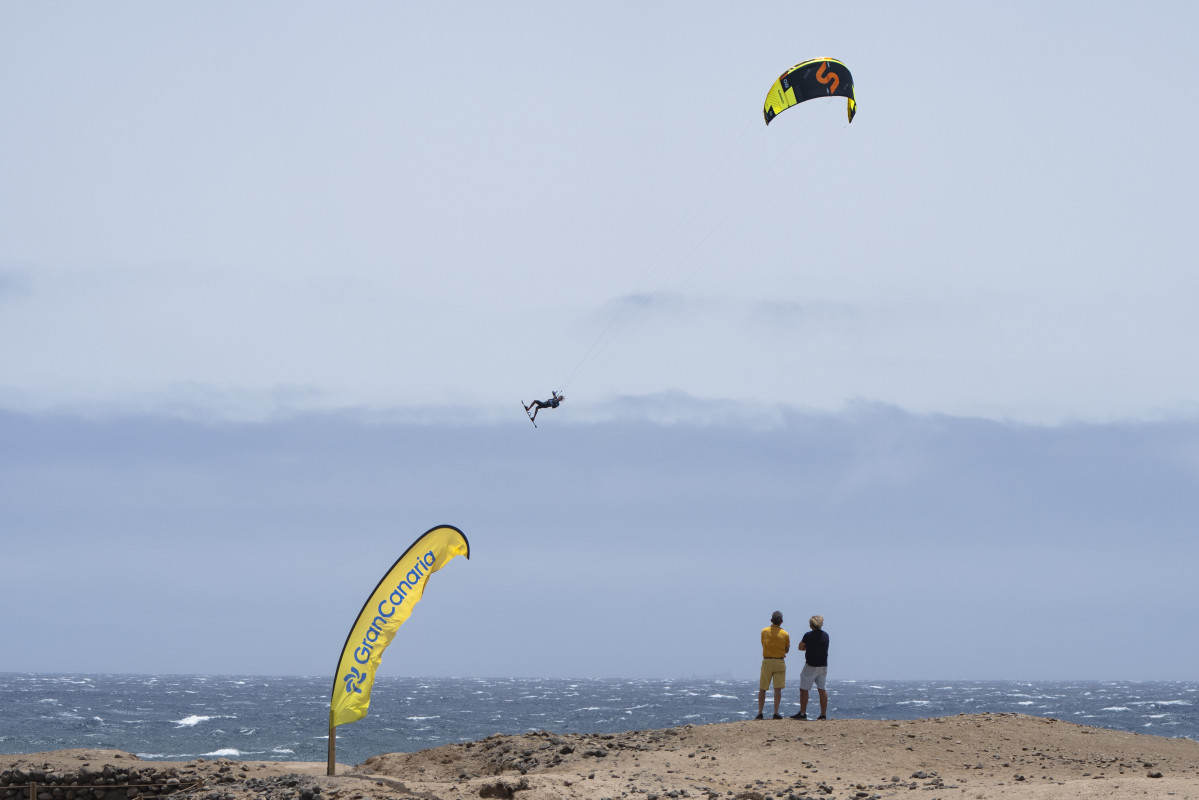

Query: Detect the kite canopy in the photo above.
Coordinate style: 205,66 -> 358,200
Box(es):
763,58 -> 856,125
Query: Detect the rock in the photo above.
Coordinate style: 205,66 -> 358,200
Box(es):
478,778 -> 529,799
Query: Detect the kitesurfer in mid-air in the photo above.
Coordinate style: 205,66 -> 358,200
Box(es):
524,391 -> 564,422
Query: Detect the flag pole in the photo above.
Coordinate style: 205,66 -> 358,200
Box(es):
327,716 -> 337,776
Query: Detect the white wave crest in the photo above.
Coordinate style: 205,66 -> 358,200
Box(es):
174,715 -> 211,727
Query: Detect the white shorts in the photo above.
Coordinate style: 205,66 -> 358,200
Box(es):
799,664 -> 827,691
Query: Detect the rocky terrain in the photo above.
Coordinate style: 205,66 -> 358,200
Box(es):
4,714 -> 1198,800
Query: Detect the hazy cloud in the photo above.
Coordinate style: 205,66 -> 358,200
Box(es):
2,404 -> 1196,679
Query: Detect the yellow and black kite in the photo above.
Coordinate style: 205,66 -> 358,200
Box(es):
763,58 -> 856,125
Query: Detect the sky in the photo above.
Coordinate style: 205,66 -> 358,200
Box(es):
2,2 -> 1198,683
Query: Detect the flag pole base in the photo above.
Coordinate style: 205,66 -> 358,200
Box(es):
327,724 -> 336,776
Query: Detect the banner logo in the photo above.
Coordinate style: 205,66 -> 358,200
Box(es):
343,667 -> 365,694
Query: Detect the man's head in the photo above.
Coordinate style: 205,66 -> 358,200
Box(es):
809,615 -> 824,630
771,611 -> 783,625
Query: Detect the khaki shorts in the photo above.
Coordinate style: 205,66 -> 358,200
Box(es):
759,658 -> 786,690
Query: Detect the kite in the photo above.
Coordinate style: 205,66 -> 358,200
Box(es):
763,58 -> 857,125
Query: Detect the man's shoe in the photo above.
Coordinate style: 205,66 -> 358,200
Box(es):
817,714 -> 827,720
772,713 -> 783,719
790,711 -> 807,719
755,713 -> 764,720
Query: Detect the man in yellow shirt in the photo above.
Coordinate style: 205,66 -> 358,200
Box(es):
757,611 -> 790,719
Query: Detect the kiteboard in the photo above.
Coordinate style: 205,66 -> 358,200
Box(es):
522,402 -> 537,428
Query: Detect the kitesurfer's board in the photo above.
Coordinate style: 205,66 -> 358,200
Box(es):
522,402 -> 537,428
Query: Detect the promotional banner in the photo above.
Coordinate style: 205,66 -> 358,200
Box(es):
329,525 -> 470,729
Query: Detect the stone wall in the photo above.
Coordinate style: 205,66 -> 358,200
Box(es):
0,763 -> 199,800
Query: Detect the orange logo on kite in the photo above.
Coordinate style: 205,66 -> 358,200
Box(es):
816,62 -> 840,95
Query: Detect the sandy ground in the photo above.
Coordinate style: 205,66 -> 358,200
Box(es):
4,714 -> 1198,800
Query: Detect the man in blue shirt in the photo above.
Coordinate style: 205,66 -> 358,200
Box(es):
791,615 -> 829,720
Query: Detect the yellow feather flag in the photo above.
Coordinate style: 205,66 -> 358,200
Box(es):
327,525 -> 469,771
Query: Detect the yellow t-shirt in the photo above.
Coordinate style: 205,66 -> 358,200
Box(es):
761,625 -> 790,659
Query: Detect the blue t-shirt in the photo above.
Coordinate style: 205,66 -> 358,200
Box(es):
802,629 -> 829,667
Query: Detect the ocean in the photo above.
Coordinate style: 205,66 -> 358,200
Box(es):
1,675 -> 1195,767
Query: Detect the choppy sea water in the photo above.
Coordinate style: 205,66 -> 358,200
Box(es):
1,675 -> 1195,767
